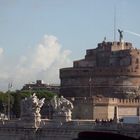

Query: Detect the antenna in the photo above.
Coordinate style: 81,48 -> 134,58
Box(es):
113,5 -> 117,41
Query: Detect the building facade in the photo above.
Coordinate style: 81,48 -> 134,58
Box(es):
21,80 -> 60,94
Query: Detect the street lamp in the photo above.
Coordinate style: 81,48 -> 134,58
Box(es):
2,103 -> 6,119
7,82 -> 12,120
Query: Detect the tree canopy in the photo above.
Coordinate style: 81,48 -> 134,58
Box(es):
0,90 -> 57,118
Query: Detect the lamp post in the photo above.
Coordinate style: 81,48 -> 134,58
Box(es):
3,103 -> 6,119
7,83 -> 12,120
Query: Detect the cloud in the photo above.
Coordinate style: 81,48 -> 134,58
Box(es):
0,48 -> 4,55
0,34 -> 72,91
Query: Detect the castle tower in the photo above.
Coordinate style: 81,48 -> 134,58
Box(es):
60,37 -> 140,98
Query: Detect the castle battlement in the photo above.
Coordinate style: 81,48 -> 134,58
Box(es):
118,98 -> 140,105
68,97 -> 140,106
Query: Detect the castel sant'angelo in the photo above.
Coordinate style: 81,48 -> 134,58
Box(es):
60,30 -> 140,120
0,31 -> 140,140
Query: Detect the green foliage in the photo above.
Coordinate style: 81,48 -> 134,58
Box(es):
0,92 -> 14,115
0,90 -> 57,118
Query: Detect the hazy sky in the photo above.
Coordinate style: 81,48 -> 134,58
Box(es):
0,0 -> 140,91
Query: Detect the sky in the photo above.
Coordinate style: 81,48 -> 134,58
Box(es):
0,0 -> 140,91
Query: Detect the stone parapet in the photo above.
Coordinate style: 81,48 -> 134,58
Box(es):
0,120 -> 140,140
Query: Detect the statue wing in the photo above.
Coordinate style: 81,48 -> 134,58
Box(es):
38,98 -> 45,107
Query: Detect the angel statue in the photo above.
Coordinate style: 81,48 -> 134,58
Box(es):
118,29 -> 123,42
50,95 -> 73,121
20,93 -> 45,123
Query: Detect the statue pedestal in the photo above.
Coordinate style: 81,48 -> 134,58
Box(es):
21,114 -> 41,128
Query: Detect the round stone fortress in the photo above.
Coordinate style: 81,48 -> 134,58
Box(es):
60,39 -> 140,98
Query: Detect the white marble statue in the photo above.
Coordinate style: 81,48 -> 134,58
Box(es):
50,96 -> 73,121
21,93 -> 45,124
